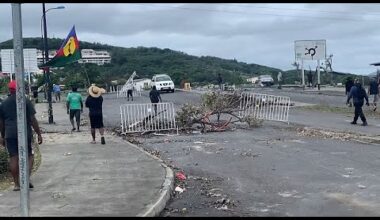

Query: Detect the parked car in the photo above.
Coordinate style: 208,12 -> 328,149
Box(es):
258,75 -> 274,87
150,74 -> 175,93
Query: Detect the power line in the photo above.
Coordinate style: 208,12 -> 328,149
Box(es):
229,3 -> 380,17
130,3 -> 380,23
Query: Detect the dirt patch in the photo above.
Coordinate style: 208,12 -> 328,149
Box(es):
298,104 -> 380,118
118,131 -> 247,217
296,127 -> 380,144
0,141 -> 41,191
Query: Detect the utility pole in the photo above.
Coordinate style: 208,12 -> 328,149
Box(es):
301,59 -> 305,90
12,3 -> 30,216
317,59 -> 321,90
42,3 -> 54,124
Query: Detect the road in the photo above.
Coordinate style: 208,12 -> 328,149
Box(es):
100,88 -> 380,216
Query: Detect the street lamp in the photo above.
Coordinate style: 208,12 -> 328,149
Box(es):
41,3 -> 65,124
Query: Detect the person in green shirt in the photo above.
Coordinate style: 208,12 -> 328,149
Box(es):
66,86 -> 83,132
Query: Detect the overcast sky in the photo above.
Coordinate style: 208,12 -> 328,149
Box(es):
1,3 -> 380,75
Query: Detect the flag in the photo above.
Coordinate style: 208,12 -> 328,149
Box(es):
39,25 -> 80,68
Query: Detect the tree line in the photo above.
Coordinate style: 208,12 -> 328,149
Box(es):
0,37 -> 363,91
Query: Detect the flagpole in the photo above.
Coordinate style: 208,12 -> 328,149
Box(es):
42,3 -> 54,124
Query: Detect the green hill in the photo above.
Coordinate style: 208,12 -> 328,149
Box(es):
0,37 -> 363,88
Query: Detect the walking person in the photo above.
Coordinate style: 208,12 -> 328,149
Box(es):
66,86 -> 83,132
217,73 -> 223,90
85,84 -> 106,144
347,79 -> 369,126
277,71 -> 283,89
149,85 -> 162,115
0,81 -> 43,191
307,70 -> 313,87
127,84 -> 133,101
53,83 -> 61,102
368,77 -> 379,111
345,77 -> 354,107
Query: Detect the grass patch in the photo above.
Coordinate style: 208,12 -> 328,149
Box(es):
0,140 -> 42,191
298,104 -> 380,118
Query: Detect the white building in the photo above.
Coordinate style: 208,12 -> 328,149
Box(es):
1,48 -> 39,74
37,49 -> 111,66
246,76 -> 259,84
37,49 -> 56,65
134,78 -> 151,91
78,49 -> 111,65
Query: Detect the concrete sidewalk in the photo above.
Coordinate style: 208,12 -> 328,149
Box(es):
0,102 -> 173,216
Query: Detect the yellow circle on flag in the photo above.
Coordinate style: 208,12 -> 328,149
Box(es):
63,37 -> 76,56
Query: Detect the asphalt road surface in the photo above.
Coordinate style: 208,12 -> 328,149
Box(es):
137,124 -> 380,216
100,88 -> 380,216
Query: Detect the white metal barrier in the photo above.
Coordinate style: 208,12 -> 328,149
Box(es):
239,92 -> 290,122
120,102 -> 177,133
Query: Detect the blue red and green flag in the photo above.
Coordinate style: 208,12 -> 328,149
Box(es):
39,25 -> 80,68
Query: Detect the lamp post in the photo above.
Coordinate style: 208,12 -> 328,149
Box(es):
41,3 -> 65,124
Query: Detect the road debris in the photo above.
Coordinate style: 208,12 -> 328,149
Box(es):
240,150 -> 261,158
52,192 -> 65,199
175,186 -> 185,194
278,190 -> 301,198
63,152 -> 72,156
358,184 -> 366,189
217,204 -> 229,211
176,171 -> 187,181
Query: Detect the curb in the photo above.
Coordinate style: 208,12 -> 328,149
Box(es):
124,139 -> 174,217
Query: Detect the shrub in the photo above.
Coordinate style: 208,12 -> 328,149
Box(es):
0,148 -> 9,176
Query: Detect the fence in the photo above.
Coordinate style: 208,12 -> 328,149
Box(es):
120,102 -> 177,133
239,92 -> 290,122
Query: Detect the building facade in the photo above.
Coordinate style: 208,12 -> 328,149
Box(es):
1,48 -> 39,74
134,78 -> 152,91
78,49 -> 111,65
36,49 -> 111,66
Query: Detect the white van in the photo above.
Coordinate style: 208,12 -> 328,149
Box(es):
151,74 -> 175,92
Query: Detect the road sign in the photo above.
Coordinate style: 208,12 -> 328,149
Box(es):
295,40 -> 326,60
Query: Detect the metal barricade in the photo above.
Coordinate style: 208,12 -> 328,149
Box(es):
239,92 -> 290,122
120,102 -> 177,133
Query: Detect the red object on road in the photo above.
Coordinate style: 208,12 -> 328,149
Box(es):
175,171 -> 186,181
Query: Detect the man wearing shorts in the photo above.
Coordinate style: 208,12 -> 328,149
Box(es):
126,84 -> 133,101
0,81 -> 43,191
66,86 -> 83,132
149,85 -> 162,115
368,78 -> 379,111
85,84 -> 105,144
53,84 -> 61,102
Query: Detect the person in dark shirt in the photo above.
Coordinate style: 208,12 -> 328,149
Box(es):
0,81 -> 43,191
217,73 -> 223,90
367,77 -> 379,111
347,79 -> 369,126
149,85 -> 162,115
345,77 -> 354,107
307,70 -> 313,87
85,84 -> 106,145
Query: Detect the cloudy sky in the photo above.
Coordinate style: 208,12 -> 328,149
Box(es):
1,3 -> 380,75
